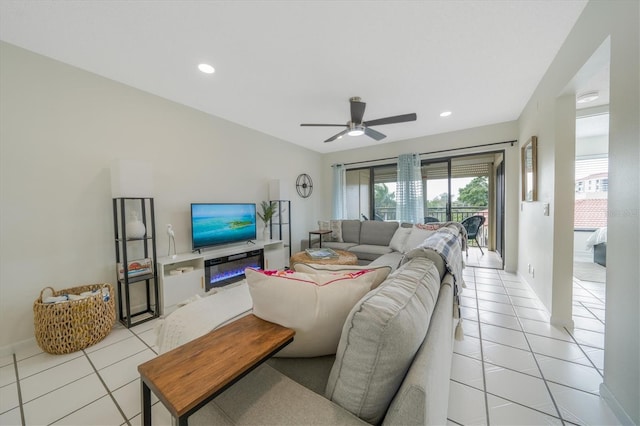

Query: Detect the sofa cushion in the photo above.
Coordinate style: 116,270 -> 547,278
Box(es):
389,226 -> 411,252
341,220 -> 362,244
319,241 -> 358,251
192,364 -> 368,425
329,219 -> 343,242
245,268 -> 378,357
292,263 -> 391,289
266,355 -> 336,396
404,247 -> 447,279
318,220 -> 335,242
403,226 -> 436,253
368,252 -> 405,271
359,220 -> 399,246
383,275 -> 455,426
348,244 -> 393,261
325,257 -> 441,424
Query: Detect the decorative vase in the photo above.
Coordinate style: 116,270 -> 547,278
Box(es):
126,211 -> 146,238
262,226 -> 270,241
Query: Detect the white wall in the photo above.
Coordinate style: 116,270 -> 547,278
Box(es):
517,1 -> 639,423
0,42 -> 323,350
321,121 -> 520,271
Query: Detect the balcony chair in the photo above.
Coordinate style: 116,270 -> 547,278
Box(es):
461,215 -> 485,256
424,216 -> 439,223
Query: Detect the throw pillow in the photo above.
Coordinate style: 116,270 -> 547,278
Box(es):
329,220 -> 343,242
389,226 -> 411,252
324,257 -> 440,424
245,268 -> 377,357
292,263 -> 391,289
403,226 -> 436,253
415,223 -> 444,231
317,220 -> 334,242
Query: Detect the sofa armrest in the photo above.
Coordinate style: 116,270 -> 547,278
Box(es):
192,364 -> 368,425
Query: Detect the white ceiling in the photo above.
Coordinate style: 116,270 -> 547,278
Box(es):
0,1 -> 590,153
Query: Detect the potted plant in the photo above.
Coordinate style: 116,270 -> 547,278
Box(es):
257,201 -> 276,239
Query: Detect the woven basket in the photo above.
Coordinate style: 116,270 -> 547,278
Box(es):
33,283 -> 116,354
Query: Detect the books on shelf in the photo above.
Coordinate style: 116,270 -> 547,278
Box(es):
117,258 -> 153,279
305,248 -> 339,259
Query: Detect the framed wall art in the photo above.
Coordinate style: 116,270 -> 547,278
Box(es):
521,136 -> 537,202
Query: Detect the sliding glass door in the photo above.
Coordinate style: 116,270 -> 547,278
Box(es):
345,152 -> 505,253
422,161 -> 451,222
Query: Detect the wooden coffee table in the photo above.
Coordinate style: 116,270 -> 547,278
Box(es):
290,249 -> 358,266
138,314 -> 294,426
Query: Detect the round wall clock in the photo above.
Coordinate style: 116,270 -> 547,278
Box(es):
296,173 -> 313,198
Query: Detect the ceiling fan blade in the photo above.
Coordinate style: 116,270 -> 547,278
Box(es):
364,127 -> 386,141
350,99 -> 366,124
300,123 -> 347,127
324,129 -> 350,143
364,113 -> 417,127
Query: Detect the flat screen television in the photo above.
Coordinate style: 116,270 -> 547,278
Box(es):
191,203 -> 257,251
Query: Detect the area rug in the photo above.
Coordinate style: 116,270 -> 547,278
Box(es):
573,261 -> 606,283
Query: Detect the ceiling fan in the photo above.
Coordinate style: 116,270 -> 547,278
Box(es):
300,97 -> 417,143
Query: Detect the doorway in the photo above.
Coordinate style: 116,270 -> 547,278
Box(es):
422,152 -> 505,269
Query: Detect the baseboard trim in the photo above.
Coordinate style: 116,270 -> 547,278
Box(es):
0,337 -> 37,358
550,315 -> 575,330
600,382 -> 635,425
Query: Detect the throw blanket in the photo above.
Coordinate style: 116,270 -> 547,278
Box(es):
414,221 -> 468,252
405,225 -> 466,340
154,282 -> 253,354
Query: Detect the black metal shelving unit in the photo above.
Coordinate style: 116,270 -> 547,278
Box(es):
112,197 -> 160,328
269,200 -> 291,261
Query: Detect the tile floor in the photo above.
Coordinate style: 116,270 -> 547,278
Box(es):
464,247 -> 503,269
447,267 -> 617,425
0,267 -> 618,425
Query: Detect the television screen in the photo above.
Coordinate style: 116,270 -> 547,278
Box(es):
191,203 -> 257,250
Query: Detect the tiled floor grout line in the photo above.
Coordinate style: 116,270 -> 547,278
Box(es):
577,301 -> 606,326
475,333 -> 599,370
16,353 -> 85,382
12,354 -> 25,426
83,350 -> 131,426
482,386 -> 565,422
573,281 -> 606,305
18,369 -> 96,405
130,328 -> 159,355
470,269 -> 492,426
498,274 -> 566,425
562,326 -> 605,379
454,350 -> 603,399
454,267 -> 610,425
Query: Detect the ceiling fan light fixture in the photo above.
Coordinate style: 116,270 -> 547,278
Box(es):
576,91 -> 599,104
348,128 -> 365,137
198,63 -> 215,74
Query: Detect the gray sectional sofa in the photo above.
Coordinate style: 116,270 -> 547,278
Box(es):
302,219 -> 412,265
188,250 -> 458,425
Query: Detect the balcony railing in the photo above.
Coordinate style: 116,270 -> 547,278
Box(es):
373,206 -> 488,246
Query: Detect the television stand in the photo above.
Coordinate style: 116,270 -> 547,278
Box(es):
157,240 -> 285,315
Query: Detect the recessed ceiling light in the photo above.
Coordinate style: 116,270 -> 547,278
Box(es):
576,91 -> 599,104
440,111 -> 452,117
198,63 -> 215,74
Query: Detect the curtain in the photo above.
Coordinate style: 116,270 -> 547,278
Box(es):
396,153 -> 424,223
332,164 -> 347,219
